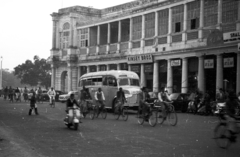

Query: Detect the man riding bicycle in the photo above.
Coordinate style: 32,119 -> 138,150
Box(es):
80,86 -> 92,114
94,88 -> 105,115
115,87 -> 126,111
47,87 -> 56,105
139,87 -> 150,117
157,87 -> 172,119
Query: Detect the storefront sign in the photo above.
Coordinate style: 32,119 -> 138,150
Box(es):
171,60 -> 181,66
127,54 -> 153,64
223,31 -> 240,44
224,58 -> 234,68
131,65 -> 140,73
144,64 -> 153,72
204,59 -> 214,69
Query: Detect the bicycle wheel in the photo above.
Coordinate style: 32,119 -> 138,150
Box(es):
122,108 -> 128,121
149,110 -> 158,127
214,123 -> 231,149
157,109 -> 165,124
101,108 -> 107,119
114,107 -> 120,120
167,105 -> 178,126
89,107 -> 95,120
137,110 -> 144,125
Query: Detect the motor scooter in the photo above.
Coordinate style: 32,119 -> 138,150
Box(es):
64,105 -> 80,130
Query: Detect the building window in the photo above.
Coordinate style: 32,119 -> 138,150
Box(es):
158,9 -> 169,36
145,12 -> 155,38
222,0 -> 238,24
78,28 -> 88,48
204,0 -> 218,27
172,5 -> 184,33
187,0 -> 200,30
60,23 -> 70,49
132,16 -> 142,40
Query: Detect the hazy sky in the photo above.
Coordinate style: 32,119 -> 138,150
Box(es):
0,0 -> 133,71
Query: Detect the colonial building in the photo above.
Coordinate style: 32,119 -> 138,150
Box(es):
49,0 -> 240,98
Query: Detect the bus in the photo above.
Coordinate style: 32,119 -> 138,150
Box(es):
78,70 -> 141,110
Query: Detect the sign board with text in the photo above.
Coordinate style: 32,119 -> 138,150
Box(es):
127,54 -> 153,64
204,59 -> 214,69
223,58 -> 234,68
223,31 -> 240,44
171,60 -> 181,66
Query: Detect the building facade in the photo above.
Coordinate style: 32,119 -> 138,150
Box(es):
49,0 -> 240,98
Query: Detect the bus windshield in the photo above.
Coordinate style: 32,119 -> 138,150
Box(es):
118,78 -> 139,86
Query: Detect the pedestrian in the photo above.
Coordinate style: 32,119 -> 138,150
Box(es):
28,92 -> 39,115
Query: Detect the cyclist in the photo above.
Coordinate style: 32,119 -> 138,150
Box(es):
157,87 -> 172,119
94,88 -> 105,115
66,93 -> 81,123
80,86 -> 92,114
139,87 -> 150,117
47,87 -> 56,105
225,91 -> 239,142
115,87 -> 126,111
36,87 -> 43,102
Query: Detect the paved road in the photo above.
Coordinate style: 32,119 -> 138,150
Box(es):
0,98 -> 239,157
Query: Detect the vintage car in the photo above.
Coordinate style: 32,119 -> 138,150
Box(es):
59,91 -> 79,103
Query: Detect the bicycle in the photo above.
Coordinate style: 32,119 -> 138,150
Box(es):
137,102 -> 158,127
113,100 -> 128,121
93,101 -> 107,119
81,100 -> 95,120
214,114 -> 240,149
157,101 -> 178,126
49,96 -> 55,108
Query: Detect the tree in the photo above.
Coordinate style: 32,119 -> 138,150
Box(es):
14,56 -> 51,88
2,70 -> 23,88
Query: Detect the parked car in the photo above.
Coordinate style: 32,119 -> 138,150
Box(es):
42,90 -> 65,102
169,93 -> 190,112
59,91 -> 79,103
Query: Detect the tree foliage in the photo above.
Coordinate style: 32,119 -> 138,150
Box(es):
2,70 -> 23,88
14,56 -> 51,88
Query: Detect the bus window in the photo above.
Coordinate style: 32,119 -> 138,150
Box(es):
103,76 -> 117,86
92,77 -> 103,85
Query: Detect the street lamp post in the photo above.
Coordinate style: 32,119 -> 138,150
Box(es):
0,56 -> 2,90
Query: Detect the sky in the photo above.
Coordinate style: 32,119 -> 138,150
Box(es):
0,0 -> 133,71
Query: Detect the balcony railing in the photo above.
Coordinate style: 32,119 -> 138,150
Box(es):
89,46 -> 97,55
99,45 -> 107,55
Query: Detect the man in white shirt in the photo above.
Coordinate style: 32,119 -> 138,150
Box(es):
47,87 -> 56,105
94,88 -> 105,114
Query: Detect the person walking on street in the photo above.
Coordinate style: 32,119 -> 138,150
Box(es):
29,92 -> 39,115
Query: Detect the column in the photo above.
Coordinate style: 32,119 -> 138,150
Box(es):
237,53 -> 240,93
117,21 -> 121,53
198,56 -> 205,93
129,18 -> 133,49
67,65 -> 72,92
153,61 -> 159,92
51,64 -> 56,88
117,64 -> 120,70
141,14 -> 145,48
181,58 -> 188,93
237,0 -> 240,31
128,64 -> 131,71
96,65 -> 100,72
87,28 -> 90,55
87,66 -> 90,73
106,64 -> 110,71
56,21 -> 59,49
216,54 -> 223,91
69,18 -> 74,47
183,3 -> 187,43
77,66 -> 81,82
97,25 -> 100,54
167,59 -> 173,94
140,64 -> 146,88
107,23 -> 111,53
217,0 -> 222,29
52,20 -> 57,49
154,11 -> 159,47
199,0 -> 204,41
167,8 -> 172,44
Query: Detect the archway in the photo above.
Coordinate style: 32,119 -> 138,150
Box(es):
61,71 -> 68,93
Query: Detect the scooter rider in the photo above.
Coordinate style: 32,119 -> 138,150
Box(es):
66,93 -> 81,124
47,87 -> 56,105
